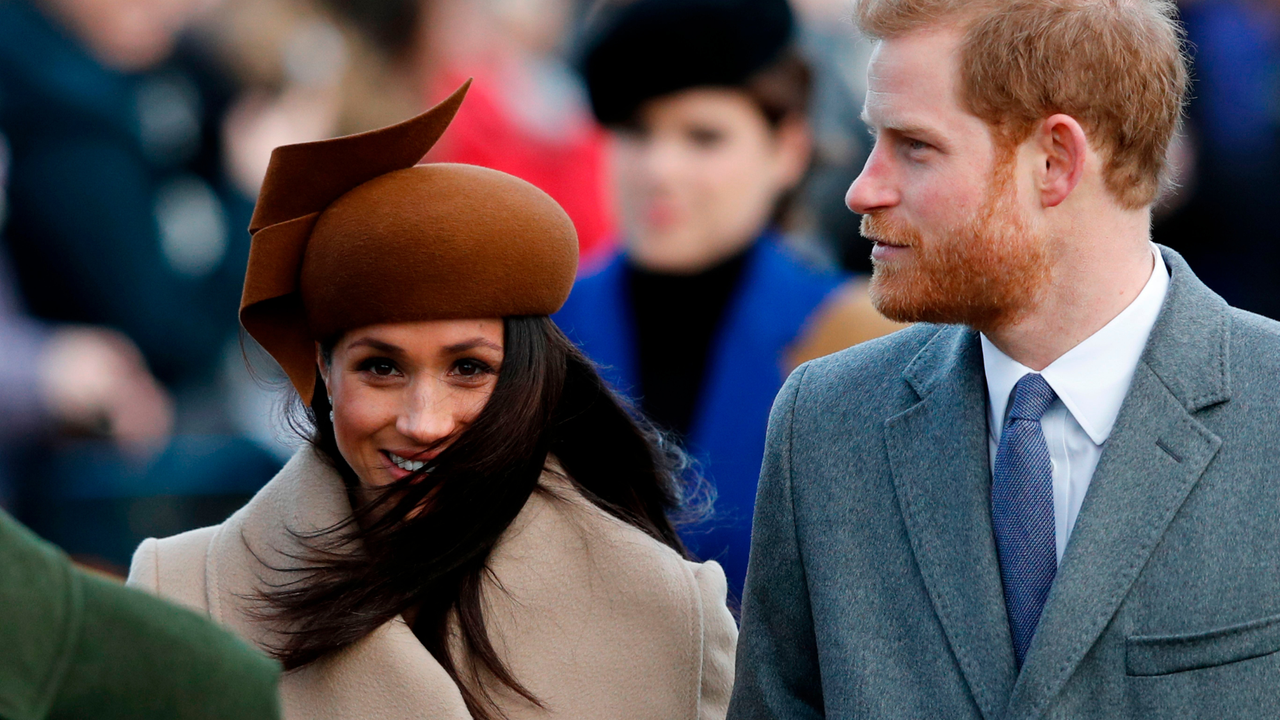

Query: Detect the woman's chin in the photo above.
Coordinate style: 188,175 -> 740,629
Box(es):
629,234 -> 716,272
354,462 -> 409,489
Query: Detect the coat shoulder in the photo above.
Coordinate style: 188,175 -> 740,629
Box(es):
477,483 -> 730,717
686,559 -> 738,719
792,322 -> 948,411
0,512 -> 279,720
49,572 -> 281,720
127,525 -> 220,614
0,511 -> 80,719
1229,306 -> 1280,371
496,484 -> 709,632
1222,307 -> 1280,419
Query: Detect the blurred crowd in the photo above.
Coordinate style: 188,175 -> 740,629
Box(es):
0,0 -> 1276,572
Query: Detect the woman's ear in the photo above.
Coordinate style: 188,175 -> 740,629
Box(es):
315,341 -> 330,390
773,116 -> 813,191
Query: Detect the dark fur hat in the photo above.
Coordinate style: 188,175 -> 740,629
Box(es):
580,0 -> 796,126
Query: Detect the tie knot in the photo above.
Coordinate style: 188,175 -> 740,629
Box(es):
1008,373 -> 1057,421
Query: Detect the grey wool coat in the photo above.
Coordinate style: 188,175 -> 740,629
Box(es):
728,246 -> 1280,719
128,448 -> 737,720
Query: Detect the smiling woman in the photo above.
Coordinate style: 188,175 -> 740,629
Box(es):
123,83 -> 737,720
318,320 -> 506,489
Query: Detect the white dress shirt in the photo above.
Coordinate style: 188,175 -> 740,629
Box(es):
981,245 -> 1170,562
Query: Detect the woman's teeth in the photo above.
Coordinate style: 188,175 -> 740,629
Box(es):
388,452 -> 427,472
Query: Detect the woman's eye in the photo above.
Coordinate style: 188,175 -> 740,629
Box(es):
688,127 -> 725,148
453,359 -> 493,378
615,123 -> 649,142
358,358 -> 399,377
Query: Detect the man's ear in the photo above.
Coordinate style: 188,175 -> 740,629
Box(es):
1038,114 -> 1088,208
773,116 -> 813,191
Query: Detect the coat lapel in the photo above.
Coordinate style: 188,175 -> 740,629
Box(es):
884,326 -> 1018,720
203,448 -> 473,720
1003,247 -> 1230,720
281,618 -> 472,720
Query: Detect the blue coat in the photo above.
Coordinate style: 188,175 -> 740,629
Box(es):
554,236 -> 844,599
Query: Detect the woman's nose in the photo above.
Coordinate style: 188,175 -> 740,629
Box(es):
641,136 -> 686,185
395,382 -> 460,446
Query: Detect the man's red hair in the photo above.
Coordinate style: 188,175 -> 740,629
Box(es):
853,0 -> 1189,209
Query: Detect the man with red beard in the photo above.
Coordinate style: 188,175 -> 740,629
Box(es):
729,1 -> 1280,719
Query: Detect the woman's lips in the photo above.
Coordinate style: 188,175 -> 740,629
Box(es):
379,449 -> 436,481
379,452 -> 411,481
642,199 -> 682,230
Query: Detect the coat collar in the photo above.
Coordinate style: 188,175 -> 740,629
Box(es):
196,448 -> 710,720
888,246 -> 1229,720
980,246 -> 1170,446
887,324 -> 1018,720
205,446 -> 352,651
1137,246 -> 1232,413
203,447 -> 472,719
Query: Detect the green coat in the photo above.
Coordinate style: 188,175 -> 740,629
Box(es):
0,510 -> 280,720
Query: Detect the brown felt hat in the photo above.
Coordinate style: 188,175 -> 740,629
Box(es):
240,81 -> 579,403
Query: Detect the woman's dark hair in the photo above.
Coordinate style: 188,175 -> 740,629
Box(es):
743,48 -> 813,129
260,316 -> 701,719
743,48 -> 814,227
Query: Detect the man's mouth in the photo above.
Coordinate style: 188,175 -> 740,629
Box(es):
870,239 -> 912,263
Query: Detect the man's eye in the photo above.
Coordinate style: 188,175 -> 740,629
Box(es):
905,138 -> 931,152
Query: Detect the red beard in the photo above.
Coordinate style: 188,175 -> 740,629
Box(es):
861,162 -> 1051,333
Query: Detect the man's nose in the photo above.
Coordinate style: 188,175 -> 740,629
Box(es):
845,149 -> 899,215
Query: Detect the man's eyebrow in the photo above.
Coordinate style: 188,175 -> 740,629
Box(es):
443,337 -> 503,355
862,112 -> 943,142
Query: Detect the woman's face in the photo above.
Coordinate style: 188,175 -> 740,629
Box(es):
610,87 -> 811,273
317,319 -> 504,488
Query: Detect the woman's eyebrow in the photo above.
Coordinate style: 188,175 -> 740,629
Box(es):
444,337 -> 503,354
347,338 -> 404,355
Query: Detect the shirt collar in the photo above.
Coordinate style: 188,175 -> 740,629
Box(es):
982,245 -> 1170,445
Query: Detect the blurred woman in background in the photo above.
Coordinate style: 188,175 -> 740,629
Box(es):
128,84 -> 736,720
555,0 -> 903,600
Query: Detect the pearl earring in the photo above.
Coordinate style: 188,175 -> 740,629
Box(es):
327,397 -> 334,424
329,410 -> 335,423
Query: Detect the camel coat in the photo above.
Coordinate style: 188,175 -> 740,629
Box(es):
126,447 -> 737,720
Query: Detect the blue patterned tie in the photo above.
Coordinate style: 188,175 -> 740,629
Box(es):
992,373 -> 1058,668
